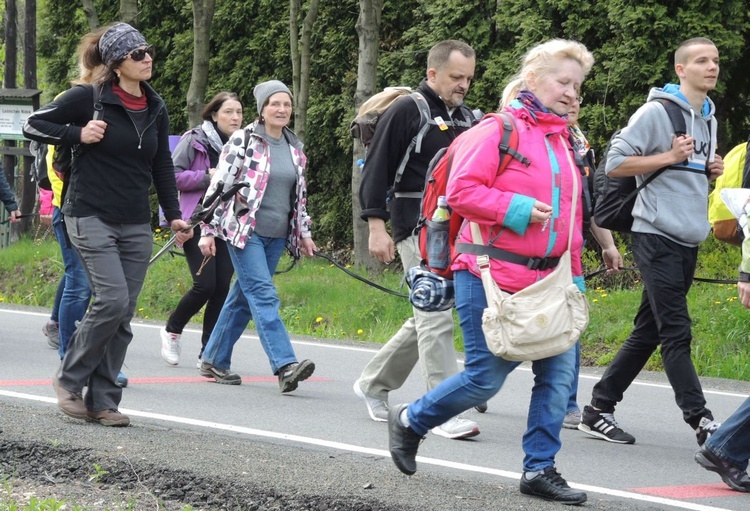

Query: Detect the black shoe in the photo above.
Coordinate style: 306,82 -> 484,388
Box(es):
199,362 -> 242,385
520,467 -> 587,505
695,417 -> 721,446
388,404 -> 423,475
278,360 -> 315,393
474,402 -> 488,413
578,405 -> 635,444
695,445 -> 750,492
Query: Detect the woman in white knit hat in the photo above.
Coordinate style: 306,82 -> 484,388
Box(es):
197,80 -> 317,393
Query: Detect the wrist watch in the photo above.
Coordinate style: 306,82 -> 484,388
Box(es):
739,271 -> 750,283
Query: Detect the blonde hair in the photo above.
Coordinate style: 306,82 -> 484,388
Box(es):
501,39 -> 594,108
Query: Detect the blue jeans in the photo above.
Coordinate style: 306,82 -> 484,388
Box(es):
567,341 -> 581,413
52,207 -> 92,358
705,397 -> 750,471
201,235 -> 297,374
407,270 -> 576,472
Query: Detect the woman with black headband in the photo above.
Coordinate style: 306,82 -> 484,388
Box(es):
23,22 -> 192,427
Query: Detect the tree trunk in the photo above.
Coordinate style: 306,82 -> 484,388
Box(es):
3,0 -> 19,241
80,0 -> 99,30
120,0 -> 138,26
19,0 -> 38,236
186,0 -> 216,129
352,0 -> 383,272
289,0 -> 319,143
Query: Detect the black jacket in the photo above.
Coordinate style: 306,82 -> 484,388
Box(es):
23,82 -> 180,224
358,80 -> 474,243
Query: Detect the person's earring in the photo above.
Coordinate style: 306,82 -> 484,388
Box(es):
260,115 -> 265,123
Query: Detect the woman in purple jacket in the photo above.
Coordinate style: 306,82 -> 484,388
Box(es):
160,92 -> 243,367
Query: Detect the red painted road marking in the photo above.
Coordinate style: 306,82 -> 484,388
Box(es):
630,483 -> 736,499
0,377 -> 331,386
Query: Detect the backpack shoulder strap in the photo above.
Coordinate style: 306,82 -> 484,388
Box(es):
391,92 -> 434,191
486,112 -> 531,169
652,98 -> 686,136
91,84 -> 104,121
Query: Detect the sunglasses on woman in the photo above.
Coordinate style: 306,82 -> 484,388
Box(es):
127,46 -> 155,62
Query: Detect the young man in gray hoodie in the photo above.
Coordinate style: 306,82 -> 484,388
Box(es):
579,37 -> 725,445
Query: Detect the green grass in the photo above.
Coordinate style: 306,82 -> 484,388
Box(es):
1,230 -> 748,381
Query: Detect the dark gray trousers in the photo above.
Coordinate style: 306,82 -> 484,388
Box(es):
58,216 -> 152,412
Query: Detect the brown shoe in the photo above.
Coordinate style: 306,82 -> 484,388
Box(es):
52,377 -> 87,420
86,409 -> 130,427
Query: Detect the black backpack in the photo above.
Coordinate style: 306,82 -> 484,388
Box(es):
593,98 -> 686,232
29,140 -> 51,190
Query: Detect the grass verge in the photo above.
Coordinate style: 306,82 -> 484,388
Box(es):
1,231 -> 748,381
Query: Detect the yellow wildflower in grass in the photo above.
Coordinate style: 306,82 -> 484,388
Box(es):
155,228 -> 162,233
601,293 -> 608,298
592,299 -> 598,303
714,301 -> 721,305
357,329 -> 364,335
138,307 -> 144,312
315,316 -> 323,323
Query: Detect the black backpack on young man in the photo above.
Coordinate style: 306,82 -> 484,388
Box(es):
593,98 -> 686,232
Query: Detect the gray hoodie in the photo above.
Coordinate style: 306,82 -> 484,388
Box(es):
606,86 -> 717,246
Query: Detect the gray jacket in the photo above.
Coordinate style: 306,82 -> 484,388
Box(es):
606,86 -> 717,246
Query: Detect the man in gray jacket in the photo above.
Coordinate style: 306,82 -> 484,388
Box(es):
579,37 -> 725,445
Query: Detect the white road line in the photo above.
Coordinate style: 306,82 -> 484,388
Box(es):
2,308 -> 747,399
0,389 -> 735,511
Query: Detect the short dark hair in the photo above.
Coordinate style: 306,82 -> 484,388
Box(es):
201,92 -> 242,121
427,40 -> 475,71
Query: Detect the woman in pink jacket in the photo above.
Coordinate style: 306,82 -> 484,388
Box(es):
388,39 -> 593,505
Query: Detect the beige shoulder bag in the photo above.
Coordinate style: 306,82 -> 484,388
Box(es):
474,139 -> 589,361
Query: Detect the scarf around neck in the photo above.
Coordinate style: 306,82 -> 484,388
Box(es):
201,120 -> 225,154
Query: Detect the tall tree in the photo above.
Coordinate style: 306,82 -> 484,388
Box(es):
80,0 -> 99,29
120,0 -> 137,26
18,0 -> 38,235
186,0 -> 216,127
289,0 -> 320,142
351,0 -> 383,271
2,0 -> 19,238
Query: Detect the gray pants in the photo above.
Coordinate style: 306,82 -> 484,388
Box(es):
59,216 -> 152,412
357,235 -> 457,400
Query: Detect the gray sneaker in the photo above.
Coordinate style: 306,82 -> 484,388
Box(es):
431,414 -> 480,439
353,380 -> 389,422
563,410 -> 582,429
199,362 -> 241,385
42,321 -> 59,349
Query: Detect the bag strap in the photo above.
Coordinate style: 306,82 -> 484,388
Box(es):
92,84 -> 103,121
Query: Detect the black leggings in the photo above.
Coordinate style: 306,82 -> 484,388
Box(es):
166,226 -> 234,356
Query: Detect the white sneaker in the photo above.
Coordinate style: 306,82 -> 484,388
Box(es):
431,414 -> 480,439
196,359 -> 203,369
160,328 -> 181,366
352,380 -> 389,422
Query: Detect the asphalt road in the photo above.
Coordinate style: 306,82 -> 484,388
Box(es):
1,305 -> 749,511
